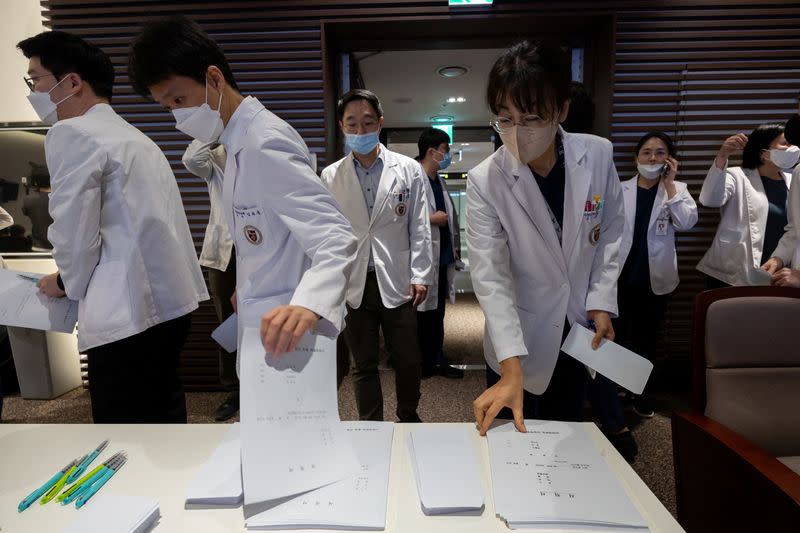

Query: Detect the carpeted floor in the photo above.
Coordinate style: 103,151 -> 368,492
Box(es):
0,294 -> 685,518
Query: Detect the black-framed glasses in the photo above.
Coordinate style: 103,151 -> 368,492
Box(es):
490,115 -> 546,134
23,74 -> 54,91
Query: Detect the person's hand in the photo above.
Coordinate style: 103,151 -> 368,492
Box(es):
715,133 -> 747,169
587,310 -> 614,350
771,268 -> 800,288
430,211 -> 449,227
762,256 -> 784,275
230,291 -> 237,313
474,356 -> 526,436
409,284 -> 428,306
662,156 -> 679,198
260,305 -> 319,356
37,272 -> 66,298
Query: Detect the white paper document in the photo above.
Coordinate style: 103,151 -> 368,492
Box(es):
246,421 -> 394,530
0,268 -> 78,333
239,325 -> 358,509
487,421 -> 647,530
407,425 -> 484,515
560,324 -> 653,394
185,423 -> 243,507
60,493 -> 160,533
211,313 -> 238,353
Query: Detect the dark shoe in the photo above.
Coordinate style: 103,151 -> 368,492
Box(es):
632,397 -> 655,418
214,393 -> 239,422
436,364 -> 464,379
421,366 -> 437,379
608,429 -> 638,463
399,412 -> 422,423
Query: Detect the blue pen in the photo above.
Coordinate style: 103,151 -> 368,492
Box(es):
18,459 -> 78,512
66,439 -> 109,484
75,453 -> 127,509
61,452 -> 123,506
17,274 -> 41,283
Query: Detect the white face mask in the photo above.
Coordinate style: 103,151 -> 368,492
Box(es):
500,121 -> 559,165
27,76 -> 75,125
637,163 -> 665,180
768,146 -> 800,170
172,83 -> 224,143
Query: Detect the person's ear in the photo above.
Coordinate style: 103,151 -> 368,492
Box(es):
558,100 -> 571,123
377,115 -> 385,129
206,66 -> 225,92
65,73 -> 83,92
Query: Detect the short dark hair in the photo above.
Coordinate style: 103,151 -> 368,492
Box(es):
128,15 -> 239,97
784,113 -> 800,147
17,31 -> 115,101
417,127 -> 451,160
742,123 -> 784,169
562,81 -> 594,134
337,89 -> 383,121
486,40 -> 571,121
635,131 -> 676,157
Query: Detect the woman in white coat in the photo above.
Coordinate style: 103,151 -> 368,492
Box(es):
469,41 -> 625,434
697,123 -> 797,287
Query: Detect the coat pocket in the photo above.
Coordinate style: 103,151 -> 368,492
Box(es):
82,260 -> 132,331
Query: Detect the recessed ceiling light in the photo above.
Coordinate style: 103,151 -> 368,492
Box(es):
430,114 -> 454,123
461,143 -> 470,146
446,96 -> 467,103
437,65 -> 469,78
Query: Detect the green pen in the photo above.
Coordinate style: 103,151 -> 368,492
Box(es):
40,456 -> 83,504
57,464 -> 105,503
61,452 -> 125,506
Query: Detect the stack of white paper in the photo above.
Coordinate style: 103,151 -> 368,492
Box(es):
0,268 -> 78,333
407,425 -> 484,515
185,423 -> 243,507
246,421 -> 394,530
60,494 -> 160,533
487,421 -> 648,530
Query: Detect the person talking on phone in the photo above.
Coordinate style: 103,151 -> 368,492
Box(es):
614,132 -> 697,418
698,124 -> 796,288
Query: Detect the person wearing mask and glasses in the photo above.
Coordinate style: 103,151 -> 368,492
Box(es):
321,89 -> 433,423
698,124 -> 796,287
468,40 -> 625,435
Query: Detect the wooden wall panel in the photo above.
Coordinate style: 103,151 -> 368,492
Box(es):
39,1 -> 800,389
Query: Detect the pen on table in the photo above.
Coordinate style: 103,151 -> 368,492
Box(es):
66,439 -> 109,483
61,451 -> 126,506
17,458 -> 78,512
40,455 -> 84,504
18,274 -> 41,283
76,452 -> 127,509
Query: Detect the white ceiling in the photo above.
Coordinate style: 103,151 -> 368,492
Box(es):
357,48 -> 505,128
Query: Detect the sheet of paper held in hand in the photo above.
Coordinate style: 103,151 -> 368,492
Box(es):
0,268 -> 78,333
239,323 -> 358,510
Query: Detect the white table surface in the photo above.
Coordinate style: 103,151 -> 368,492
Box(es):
0,422 -> 684,532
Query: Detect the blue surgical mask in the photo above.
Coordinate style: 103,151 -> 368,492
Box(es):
435,150 -> 452,170
345,131 -> 380,155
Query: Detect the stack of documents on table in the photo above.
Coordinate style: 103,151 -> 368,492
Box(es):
185,423 -> 243,507
246,421 -> 394,530
0,268 -> 78,333
60,494 -> 160,533
407,425 -> 484,515
487,421 -> 648,530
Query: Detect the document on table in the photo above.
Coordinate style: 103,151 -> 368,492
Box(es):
185,423 -> 243,507
487,420 -> 647,530
239,324 -> 358,510
60,493 -> 160,533
0,268 -> 78,333
211,313 -> 238,353
246,421 -> 394,530
407,425 -> 484,515
560,323 -> 653,394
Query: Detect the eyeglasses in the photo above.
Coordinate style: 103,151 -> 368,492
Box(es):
23,74 -> 54,91
490,115 -> 545,134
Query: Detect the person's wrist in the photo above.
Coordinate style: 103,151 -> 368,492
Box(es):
499,356 -> 522,381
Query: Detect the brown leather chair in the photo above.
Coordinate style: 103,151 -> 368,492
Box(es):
672,286 -> 800,532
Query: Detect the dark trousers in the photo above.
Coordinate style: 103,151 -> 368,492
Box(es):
706,275 -> 731,290
417,265 -> 449,369
86,313 -> 191,423
344,272 -> 422,421
587,373 -> 627,433
486,347 -> 588,422
208,256 -> 238,392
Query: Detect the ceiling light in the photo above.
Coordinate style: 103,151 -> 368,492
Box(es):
430,114 -> 454,123
456,97 -> 466,103
461,143 -> 470,146
446,97 -> 467,103
437,65 -> 469,78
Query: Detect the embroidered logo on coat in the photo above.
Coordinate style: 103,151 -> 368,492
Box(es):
244,225 -> 263,245
589,223 -> 601,246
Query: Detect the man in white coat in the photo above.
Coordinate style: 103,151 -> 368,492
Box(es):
129,16 -> 357,359
469,41 -> 625,434
19,31 -> 209,423
415,127 -> 464,379
321,89 -> 433,422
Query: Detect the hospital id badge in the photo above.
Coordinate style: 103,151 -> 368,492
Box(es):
655,219 -> 668,236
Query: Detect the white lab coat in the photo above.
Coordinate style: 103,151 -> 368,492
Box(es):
219,96 -> 357,336
182,140 -> 234,271
418,169 -> 459,311
697,163 -> 792,286
321,146 -> 433,309
466,130 -> 625,395
618,177 -> 698,295
0,206 -> 12,231
771,165 -> 800,267
45,103 -> 209,351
